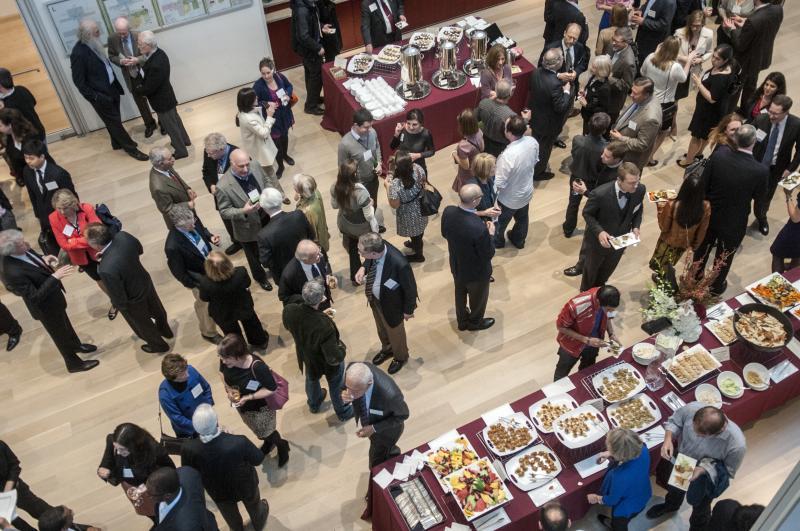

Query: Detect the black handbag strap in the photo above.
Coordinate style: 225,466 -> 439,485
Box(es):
157,403 -> 167,437
400,181 -> 425,205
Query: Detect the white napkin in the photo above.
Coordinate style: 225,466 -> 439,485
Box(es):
470,77 -> 481,88
473,507 -> 511,531
787,338 -> 800,359
575,452 -> 610,479
542,377 -> 576,398
528,479 -> 566,507
392,462 -> 412,481
710,346 -> 730,363
446,524 -> 471,531
0,489 -> 17,521
481,403 -> 516,425
373,468 -> 394,489
770,360 -> 798,383
428,429 -> 461,450
406,450 -> 425,471
735,293 -> 756,305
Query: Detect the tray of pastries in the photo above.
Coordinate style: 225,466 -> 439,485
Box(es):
437,26 -> 464,44
605,393 -> 662,432
409,32 -> 436,51
375,44 -> 402,64
528,394 -> 579,434
704,315 -> 737,346
591,363 -> 646,403
662,344 -> 721,388
481,412 -> 538,457
347,53 -> 375,75
553,404 -> 609,449
505,445 -> 562,491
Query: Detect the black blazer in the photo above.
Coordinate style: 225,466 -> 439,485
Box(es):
98,433 -> 175,487
360,0 -> 404,47
180,433 -> 264,502
581,77 -> 613,120
21,160 -> 75,231
583,180 -> 647,245
569,134 -> 607,184
0,441 -> 21,487
751,113 -> 800,177
528,68 -> 573,138
291,0 -> 324,57
70,41 -> 124,105
729,4 -> 783,78
1,252 -> 65,321
634,0 -> 677,60
319,0 -> 343,56
154,467 -> 219,531
278,255 -> 333,305
137,48 -> 178,113
539,39 -> 589,80
198,266 -> 256,324
97,231 -> 156,310
543,0 -> 589,44
1,86 -> 45,140
257,210 -> 314,281
164,218 -> 213,289
201,143 -> 238,193
352,362 -> 409,441
440,206 -> 494,283
703,147 -> 768,244
362,242 -> 417,327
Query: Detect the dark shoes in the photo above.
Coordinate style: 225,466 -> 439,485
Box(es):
284,155 -> 295,166
277,439 -> 290,467
107,306 -> 118,320
304,106 -> 325,116
6,329 -> 21,351
276,165 -> 284,178
388,359 -> 406,374
225,242 -> 242,255
758,220 -> 769,236
554,139 -> 567,149
563,266 -> 582,277
144,124 -> 156,138
126,149 -> 149,161
202,334 -> 223,345
141,344 -> 170,353
253,499 -> 269,531
405,254 -> 425,262
468,318 -> 496,331
647,159 -> 659,167
259,280 -> 273,291
160,125 -> 167,135
372,349 -> 393,365
309,388 -> 328,413
174,152 -> 189,160
597,514 -> 611,529
506,232 -> 524,249
78,343 -> 97,353
161,328 -> 175,339
67,359 -> 100,373
403,240 -> 413,249
646,503 -> 674,519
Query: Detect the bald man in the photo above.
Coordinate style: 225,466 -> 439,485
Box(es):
441,184 -> 496,331
278,239 -> 335,310
107,16 -> 158,137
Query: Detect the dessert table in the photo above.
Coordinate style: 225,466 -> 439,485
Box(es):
365,269 -> 800,530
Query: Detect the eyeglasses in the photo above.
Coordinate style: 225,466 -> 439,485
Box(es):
767,109 -> 787,116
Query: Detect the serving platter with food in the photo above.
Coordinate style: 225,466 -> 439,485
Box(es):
704,316 -> 737,346
437,25 -> 464,44
632,342 -> 660,365
647,189 -> 677,203
504,445 -> 562,491
743,362 -> 770,391
605,393 -> 662,432
444,458 -> 513,521
591,363 -> 646,403
423,435 -> 480,486
609,232 -> 640,250
553,404 -> 609,449
745,272 -> 800,311
481,412 -> 538,457
695,383 -> 723,408
778,171 -> 800,191
733,303 -> 792,352
409,32 -> 436,51
347,53 -> 375,75
662,344 -> 721,388
717,371 -> 744,399
528,394 -> 579,434
668,453 -> 698,491
375,44 -> 402,65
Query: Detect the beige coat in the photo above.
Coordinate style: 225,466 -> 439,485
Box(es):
217,163 -> 282,242
148,167 -> 192,230
238,110 -> 278,167
615,97 -> 662,170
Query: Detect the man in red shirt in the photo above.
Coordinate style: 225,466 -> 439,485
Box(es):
554,285 -> 620,380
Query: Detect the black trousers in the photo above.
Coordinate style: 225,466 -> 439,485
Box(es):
738,69 -> 759,112
37,227 -> 59,256
39,307 -> 84,369
157,107 -> 190,158
274,133 -> 290,170
553,346 -> 599,380
129,76 -> 157,128
664,482 -> 713,530
483,136 -> 507,158
0,301 -> 21,336
219,313 -> 268,348
12,479 -> 55,531
120,286 -> 171,349
693,230 -> 739,294
241,240 -> 268,283
534,132 -> 557,178
580,244 -> 625,291
563,178 -> 590,234
754,164 -> 783,222
343,234 -> 363,281
609,512 -> 638,531
302,54 -> 323,109
454,278 -> 490,328
214,490 -> 266,531
89,94 -> 138,152
369,426 -> 403,468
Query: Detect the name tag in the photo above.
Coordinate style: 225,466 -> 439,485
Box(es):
384,278 -> 399,289
45,181 -> 58,191
369,408 -> 384,416
122,467 -> 134,478
276,88 -> 286,99
217,173 -> 224,182
634,204 -> 641,213
731,5 -> 741,14
647,9 -> 656,18
369,2 -> 378,12
247,189 -> 260,203
191,383 -> 203,398
756,129 -> 767,142
363,150 -> 373,162
62,224 -> 75,237
245,379 -> 260,391
627,120 -> 638,131
702,72 -> 710,81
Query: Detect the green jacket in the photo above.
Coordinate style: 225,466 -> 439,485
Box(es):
282,295 -> 346,379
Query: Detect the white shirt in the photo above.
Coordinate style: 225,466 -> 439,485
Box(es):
10,252 -> 47,269
769,115 -> 788,166
32,160 -> 48,193
158,487 -> 183,523
301,261 -> 322,281
614,181 -> 628,209
494,136 -> 539,210
371,248 -> 388,301
0,87 -> 14,99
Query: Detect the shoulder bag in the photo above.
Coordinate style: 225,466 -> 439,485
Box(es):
252,358 -> 290,410
401,179 -> 442,216
157,406 -> 189,456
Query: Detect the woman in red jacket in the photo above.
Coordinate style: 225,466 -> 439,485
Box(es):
48,189 -> 117,319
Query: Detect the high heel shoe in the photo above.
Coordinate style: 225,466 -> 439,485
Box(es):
277,439 -> 290,467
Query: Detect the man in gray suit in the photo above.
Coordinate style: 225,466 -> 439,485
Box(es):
106,16 -> 158,137
216,148 -> 281,291
610,77 -> 662,171
337,108 -> 382,208
606,27 -> 637,124
148,146 -> 196,230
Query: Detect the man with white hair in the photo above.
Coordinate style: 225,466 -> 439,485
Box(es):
278,239 -> 335,308
341,362 -> 409,467
180,404 -> 268,531
256,187 -> 314,282
148,146 -> 197,230
70,19 -> 148,160
106,16 -> 158,137
202,132 -> 240,255
135,30 -> 191,159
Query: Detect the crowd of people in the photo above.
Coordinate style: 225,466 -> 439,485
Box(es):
0,0 -> 797,529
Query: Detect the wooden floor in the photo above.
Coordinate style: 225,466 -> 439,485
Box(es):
2,1 -> 800,530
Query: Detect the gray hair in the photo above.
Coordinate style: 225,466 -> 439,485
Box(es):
736,124 -> 758,149
76,19 -> 98,44
301,279 -> 326,306
139,30 -> 157,49
592,55 -> 612,79
542,48 -> 564,71
606,428 -> 643,462
149,146 -> 172,167
358,232 -> 384,254
614,26 -> 634,44
113,16 -> 130,31
168,204 -> 196,229
203,132 -> 227,152
292,174 -> 317,200
0,229 -> 24,256
259,187 -> 284,211
295,239 -> 319,261
192,404 -> 221,443
346,362 -> 373,388
495,79 -> 513,100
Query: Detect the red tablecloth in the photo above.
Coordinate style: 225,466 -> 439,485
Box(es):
320,41 -> 535,167
367,269 -> 800,530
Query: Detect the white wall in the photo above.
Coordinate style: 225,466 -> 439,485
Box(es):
0,0 -> 18,17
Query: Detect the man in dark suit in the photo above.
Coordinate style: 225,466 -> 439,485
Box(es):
441,184 -> 496,332
165,205 -> 221,344
86,224 -> 173,353
727,0 -> 784,109
607,27 -> 637,123
631,0 -> 677,72
751,95 -> 800,235
543,0 -> 589,45
578,163 -> 647,291
529,48 -> 572,181
181,405 -> 267,531
341,362 -> 409,468
0,301 -> 21,351
106,17 -> 158,137
146,466 -> 219,531
69,19 -> 147,161
355,233 -> 417,375
136,31 -> 191,159
291,0 -> 326,116
278,239 -> 334,310
540,22 -> 589,132
0,230 -> 98,373
202,133 -> 240,255
0,68 -> 45,140
21,139 -> 76,255
257,188 -> 314,282
361,0 -> 406,54
694,125 -> 768,295
37,505 -> 100,531
283,281 -> 353,420
148,146 -> 197,230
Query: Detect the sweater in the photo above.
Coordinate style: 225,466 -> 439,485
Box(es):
601,444 -> 652,518
158,365 -> 214,437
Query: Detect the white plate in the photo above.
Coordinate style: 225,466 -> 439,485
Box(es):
662,344 -> 721,388
409,32 -> 436,51
528,394 -> 579,434
346,53 -> 374,75
423,435 -> 480,487
605,393 -> 662,432
632,342 -> 660,365
743,363 -> 770,391
437,25 -> 464,44
591,362 -> 646,403
745,272 -> 800,312
553,404 -> 609,449
778,171 -> 800,191
505,444 -> 562,491
481,412 -> 538,457
704,317 -> 737,346
717,371 -> 744,399
609,232 -> 640,250
374,44 -> 402,65
443,458 -> 514,522
695,383 -> 723,408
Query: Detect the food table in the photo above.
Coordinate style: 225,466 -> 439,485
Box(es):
320,38 -> 534,167
365,269 -> 800,530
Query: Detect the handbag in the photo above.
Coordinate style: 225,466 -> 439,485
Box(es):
251,358 -> 290,410
289,93 -> 299,107
402,180 -> 442,216
157,406 -> 190,455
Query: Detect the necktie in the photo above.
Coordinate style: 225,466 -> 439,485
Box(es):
167,169 -> 183,189
616,103 -> 639,131
311,264 -> 321,278
378,0 -> 394,34
618,190 -> 630,199
121,36 -> 139,77
365,263 -> 377,303
36,169 -> 45,194
27,251 -> 52,273
564,46 -> 573,71
762,124 -> 779,167
352,395 -> 370,426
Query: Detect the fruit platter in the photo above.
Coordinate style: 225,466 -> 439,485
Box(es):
443,458 -> 513,521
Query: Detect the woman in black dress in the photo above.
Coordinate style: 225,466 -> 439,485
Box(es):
678,44 -> 737,167
218,333 -> 290,467
770,187 -> 800,273
0,108 -> 41,186
579,55 -> 613,135
389,109 -> 435,174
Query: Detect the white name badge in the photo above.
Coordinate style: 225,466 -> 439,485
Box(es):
191,383 -> 203,398
647,9 -> 656,18
45,181 -> 58,191
756,129 -> 767,142
384,278 -> 399,289
245,379 -> 260,391
122,467 -> 134,478
276,88 -> 287,99
731,5 -> 741,14
369,2 -> 378,12
363,150 -> 373,162
217,173 -> 225,182
369,408 -> 384,416
62,224 -> 75,237
628,120 -> 638,131
247,189 -> 260,203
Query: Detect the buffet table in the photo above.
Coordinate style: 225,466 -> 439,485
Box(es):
366,269 -> 800,530
320,39 -> 534,167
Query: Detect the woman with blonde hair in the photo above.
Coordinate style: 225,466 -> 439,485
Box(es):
466,153 -> 501,221
708,112 -> 743,154
48,188 -> 117,319
579,55 -> 613,134
451,108 -> 484,192
479,45 -> 513,100
674,11 -> 714,104
293,173 -> 330,252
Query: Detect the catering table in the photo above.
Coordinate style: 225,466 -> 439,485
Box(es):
366,269 -> 800,530
320,39 -> 535,167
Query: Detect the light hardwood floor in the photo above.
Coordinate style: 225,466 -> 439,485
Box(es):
1,1 -> 799,530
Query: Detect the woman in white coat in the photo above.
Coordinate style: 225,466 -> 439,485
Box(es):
235,87 -> 287,200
